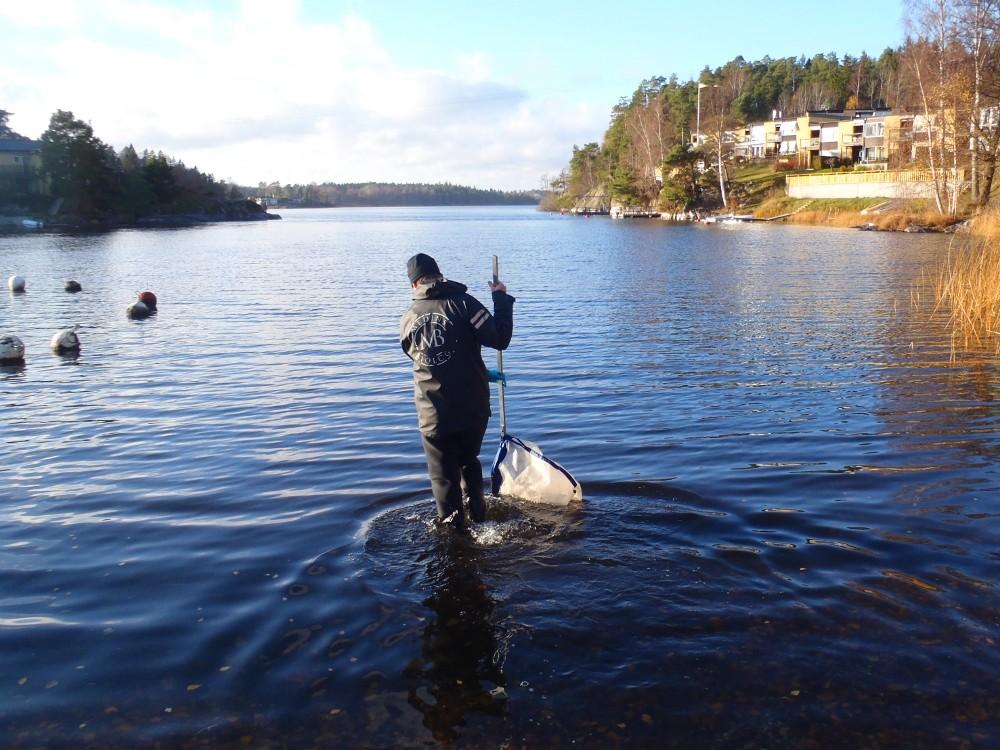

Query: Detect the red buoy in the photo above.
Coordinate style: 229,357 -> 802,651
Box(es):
138,291 -> 157,310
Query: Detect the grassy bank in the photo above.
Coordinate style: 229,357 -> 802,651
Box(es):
729,164 -> 969,230
933,209 -> 1000,354
729,164 -> 787,208
751,195 -> 959,230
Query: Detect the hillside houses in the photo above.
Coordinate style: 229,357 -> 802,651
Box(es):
0,137 -> 43,196
734,110 -> 920,169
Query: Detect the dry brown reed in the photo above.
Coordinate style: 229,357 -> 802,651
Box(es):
752,195 -> 958,231
968,207 -> 1000,239
786,210 -> 868,227
933,210 -> 1000,355
775,209 -> 956,230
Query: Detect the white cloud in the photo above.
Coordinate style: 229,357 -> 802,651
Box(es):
455,52 -> 493,82
0,0 -> 82,29
0,0 -> 605,189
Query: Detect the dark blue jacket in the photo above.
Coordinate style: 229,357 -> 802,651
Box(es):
400,279 -> 514,436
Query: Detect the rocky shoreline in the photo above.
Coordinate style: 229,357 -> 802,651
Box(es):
855,220 -> 967,234
0,200 -> 281,233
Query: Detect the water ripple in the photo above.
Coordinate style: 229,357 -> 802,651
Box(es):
1,208 -> 998,747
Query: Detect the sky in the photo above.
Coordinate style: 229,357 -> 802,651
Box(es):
0,0 -> 906,190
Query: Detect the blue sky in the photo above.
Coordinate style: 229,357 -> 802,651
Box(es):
321,1 -> 906,103
0,1 -> 904,189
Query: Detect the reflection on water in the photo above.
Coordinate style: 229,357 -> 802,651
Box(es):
404,536 -> 507,742
1,208 -> 999,747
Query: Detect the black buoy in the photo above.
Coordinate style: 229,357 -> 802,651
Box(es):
0,334 -> 26,362
127,300 -> 151,319
64,280 -> 82,293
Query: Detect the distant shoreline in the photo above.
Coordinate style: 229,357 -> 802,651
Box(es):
0,203 -> 552,233
267,202 -> 538,210
0,211 -> 281,234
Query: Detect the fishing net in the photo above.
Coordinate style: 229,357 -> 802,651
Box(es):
490,434 -> 583,506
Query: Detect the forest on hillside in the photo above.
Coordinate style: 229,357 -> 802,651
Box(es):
547,0 -> 1000,217
0,109 -> 253,224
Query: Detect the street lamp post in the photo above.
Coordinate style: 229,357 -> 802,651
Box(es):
696,82 -> 708,145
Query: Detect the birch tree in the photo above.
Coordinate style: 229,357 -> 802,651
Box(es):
701,65 -> 744,208
906,0 -> 969,215
956,0 -> 1000,205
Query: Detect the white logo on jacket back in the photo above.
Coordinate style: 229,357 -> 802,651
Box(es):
409,313 -> 454,367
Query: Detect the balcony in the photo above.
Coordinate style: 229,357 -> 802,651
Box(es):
800,138 -> 821,149
842,135 -> 863,145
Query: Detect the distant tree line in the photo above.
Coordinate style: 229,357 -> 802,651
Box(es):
256,181 -> 540,207
546,1 -> 1000,216
3,109 -> 540,220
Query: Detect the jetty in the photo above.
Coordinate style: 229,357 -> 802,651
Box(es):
610,206 -> 661,219
571,185 -> 611,215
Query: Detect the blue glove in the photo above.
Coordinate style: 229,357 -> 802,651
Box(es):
487,369 -> 507,386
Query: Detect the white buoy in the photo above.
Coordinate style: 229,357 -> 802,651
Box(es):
0,334 -> 26,362
8,275 -> 25,292
127,300 -> 150,319
51,327 -> 81,353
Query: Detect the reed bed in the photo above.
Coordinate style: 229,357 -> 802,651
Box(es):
775,208 -> 956,229
967,206 -> 1000,239
786,209 -> 871,227
933,210 -> 1000,354
752,196 -> 954,230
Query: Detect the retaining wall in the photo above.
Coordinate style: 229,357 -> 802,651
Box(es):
785,170 -> 956,199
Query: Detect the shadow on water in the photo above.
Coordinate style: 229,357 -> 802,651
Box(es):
402,536 -> 508,743
3,477 -> 1000,748
344,479 -> 1000,749
0,361 -> 27,378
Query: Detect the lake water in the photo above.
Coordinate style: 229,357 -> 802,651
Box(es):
2,206 -> 999,749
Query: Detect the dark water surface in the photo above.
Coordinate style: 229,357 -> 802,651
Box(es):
2,207 -> 999,749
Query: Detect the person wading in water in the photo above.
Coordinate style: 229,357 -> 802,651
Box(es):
400,253 -> 514,532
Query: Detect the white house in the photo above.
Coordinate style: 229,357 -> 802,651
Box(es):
778,118 -> 798,155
